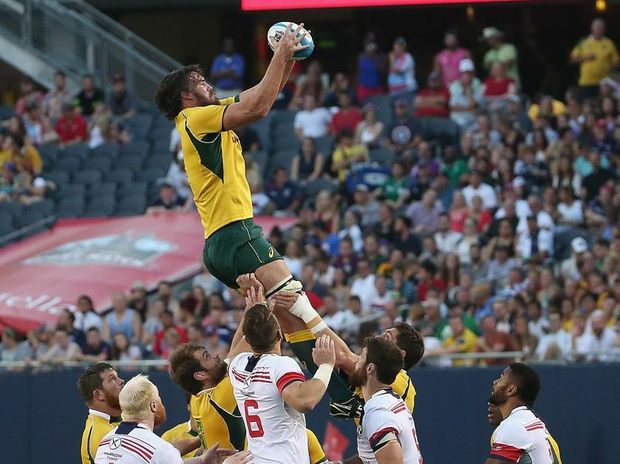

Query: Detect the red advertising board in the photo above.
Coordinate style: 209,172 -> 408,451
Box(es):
0,213 -> 295,333
242,0 -> 530,10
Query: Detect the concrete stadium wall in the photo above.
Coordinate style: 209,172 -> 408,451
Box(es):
0,364 -> 617,463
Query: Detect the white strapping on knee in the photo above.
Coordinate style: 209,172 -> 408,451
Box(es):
266,276 -> 294,298
271,278 -> 327,334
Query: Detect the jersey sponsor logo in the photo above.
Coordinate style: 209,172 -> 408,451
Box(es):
23,233 -> 175,268
110,437 -> 121,450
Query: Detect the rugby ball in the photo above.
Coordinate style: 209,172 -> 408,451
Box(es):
267,21 -> 314,61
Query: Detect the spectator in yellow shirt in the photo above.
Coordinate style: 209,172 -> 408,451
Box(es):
570,18 -> 619,98
0,134 -> 43,175
330,128 -> 368,183
443,316 -> 478,366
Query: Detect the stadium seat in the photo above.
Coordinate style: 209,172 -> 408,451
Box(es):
38,144 -> 61,158
369,147 -> 396,166
0,221 -> 15,244
106,168 -> 135,185
72,169 -> 103,187
113,155 -> 144,172
44,170 -> 71,186
82,157 -> 113,173
24,199 -> 54,217
89,142 -> 120,158
303,178 -> 338,197
363,94 -> 392,124
0,105 -> 15,119
119,140 -> 150,158
150,137 -> 171,154
88,182 -> 117,199
117,181 -> 147,199
273,132 -> 301,151
55,197 -> 85,218
53,156 -> 82,173
0,212 -> 14,228
314,135 -> 334,156
420,117 -> 460,146
271,109 -> 298,126
136,167 -> 166,183
84,195 -> 116,217
269,150 -> 297,174
115,196 -> 147,216
143,155 -> 172,171
250,150 -> 269,176
56,183 -> 86,199
248,116 -> 272,153
60,143 -> 89,159
125,114 -> 154,139
17,207 -> 46,229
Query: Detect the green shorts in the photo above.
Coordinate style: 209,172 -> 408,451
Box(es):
203,218 -> 282,289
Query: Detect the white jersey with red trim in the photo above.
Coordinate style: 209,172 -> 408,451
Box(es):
228,352 -> 310,464
357,388 -> 423,464
95,422 -> 182,464
490,406 -> 553,464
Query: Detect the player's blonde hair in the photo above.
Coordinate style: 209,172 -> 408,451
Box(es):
119,374 -> 158,422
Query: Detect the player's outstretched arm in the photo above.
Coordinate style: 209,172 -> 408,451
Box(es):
222,23 -> 307,131
182,443 -> 253,464
227,282 -> 266,360
281,334 -> 336,413
272,291 -> 359,374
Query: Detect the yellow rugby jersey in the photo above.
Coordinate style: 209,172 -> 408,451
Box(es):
175,96 -> 254,239
491,428 -> 563,464
80,409 -> 120,464
161,420 -> 198,458
190,376 -> 247,452
307,428 -> 328,464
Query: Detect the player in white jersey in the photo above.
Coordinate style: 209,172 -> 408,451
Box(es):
95,374 -> 252,464
486,363 -> 553,464
347,337 -> 423,464
229,286 -> 336,464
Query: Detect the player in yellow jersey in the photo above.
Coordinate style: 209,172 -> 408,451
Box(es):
78,363 -> 124,464
155,23 -> 333,341
161,393 -> 200,459
488,403 -> 563,464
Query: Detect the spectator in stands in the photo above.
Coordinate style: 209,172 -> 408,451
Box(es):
388,37 -> 417,96
265,167 -> 301,215
79,327 -> 111,362
331,91 -> 363,136
56,308 -> 86,349
387,99 -> 422,158
357,32 -> 388,102
482,62 -> 516,111
290,61 -> 326,109
142,299 -> 165,348
39,327 -> 82,364
512,316 -> 538,360
55,102 -> 88,145
128,282 -> 149,321
236,125 -> 260,153
27,324 -> 54,360
482,27 -> 520,87
290,137 -> 325,183
415,71 -> 450,118
157,280 -> 180,316
43,71 -> 72,122
406,188 -> 442,234
0,327 -> 32,362
571,18 -> 619,100
476,315 -> 514,365
462,170 -> 498,210
331,129 -> 369,183
209,38 -> 245,98
449,58 -> 483,130
107,73 -> 137,119
102,292 -> 142,345
434,30 -> 471,88
443,315 -> 478,366
582,150 -> 616,202
147,183 -> 186,214
14,77 -> 44,117
110,332 -> 142,362
203,324 -> 229,359
486,245 -> 516,289
293,94 -> 332,139
0,161 -> 17,201
152,309 -> 188,358
516,215 -> 553,260
346,184 -> 380,228
75,74 -> 105,117
434,213 -> 463,254
535,312 -> 571,361
23,99 -> 56,145
375,161 -> 410,209
73,294 -> 103,333
577,309 -> 617,361
350,258 -> 376,313
88,102 -> 130,149
0,134 -> 42,175
355,103 -> 384,149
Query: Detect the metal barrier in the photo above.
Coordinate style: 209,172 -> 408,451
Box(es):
0,0 -> 181,101
0,214 -> 56,247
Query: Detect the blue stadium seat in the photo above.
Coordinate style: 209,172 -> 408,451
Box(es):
60,143 -> 89,159
125,114 -> 154,139
84,195 -> 116,217
113,156 -> 144,172
17,207 -> 46,229
314,135 -> 334,156
38,144 -> 61,158
117,181 -> 147,199
363,94 -> 392,124
89,142 -> 120,158
115,196 -> 147,216
0,212 -> 14,228
44,170 -> 71,186
72,169 -> 103,187
56,197 -> 85,218
271,109 -> 298,126
106,168 -> 135,185
248,116 -> 272,153
269,150 -> 297,174
119,140 -> 150,158
136,167 -> 166,183
143,155 -> 172,171
24,199 -> 54,217
83,157 -> 113,173
88,182 -> 117,199
0,105 -> 15,119
250,150 -> 269,176
56,183 -> 86,199
54,156 -> 82,172
369,147 -> 396,166
273,132 -> 301,151
303,178 -> 338,197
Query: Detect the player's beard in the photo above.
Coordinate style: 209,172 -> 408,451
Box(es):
104,389 -> 121,410
348,365 -> 368,388
489,387 -> 507,406
211,359 -> 228,383
194,88 -> 220,106
154,400 -> 167,427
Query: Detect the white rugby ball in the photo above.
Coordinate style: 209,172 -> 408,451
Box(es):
267,21 -> 314,61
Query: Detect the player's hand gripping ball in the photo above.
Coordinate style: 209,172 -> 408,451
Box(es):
267,21 -> 314,61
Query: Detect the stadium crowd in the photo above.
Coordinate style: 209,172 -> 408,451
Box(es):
2,19 -> 620,367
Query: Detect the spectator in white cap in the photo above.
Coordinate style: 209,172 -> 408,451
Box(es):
449,58 -> 483,130
560,236 -> 589,280
482,26 -> 520,86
